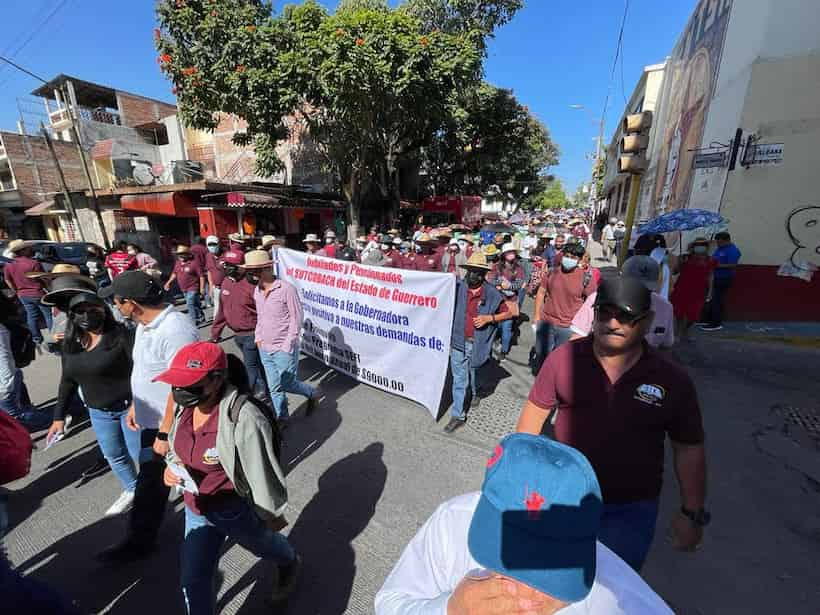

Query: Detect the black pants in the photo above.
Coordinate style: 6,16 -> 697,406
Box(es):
128,428 -> 170,544
234,334 -> 268,398
708,277 -> 733,326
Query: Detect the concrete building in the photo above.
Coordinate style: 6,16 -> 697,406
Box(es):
605,0 -> 820,320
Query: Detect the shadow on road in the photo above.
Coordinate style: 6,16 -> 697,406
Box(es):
216,442 -> 388,615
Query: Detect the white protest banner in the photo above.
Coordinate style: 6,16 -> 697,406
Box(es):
278,248 -> 455,417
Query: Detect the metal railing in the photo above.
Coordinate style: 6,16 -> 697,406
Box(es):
49,105 -> 122,126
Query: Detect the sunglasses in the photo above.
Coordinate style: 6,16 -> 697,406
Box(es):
71,304 -> 105,315
594,305 -> 648,325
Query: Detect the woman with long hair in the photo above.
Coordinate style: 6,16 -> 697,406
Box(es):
46,292 -> 138,516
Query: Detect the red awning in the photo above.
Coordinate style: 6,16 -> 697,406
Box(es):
121,192 -> 197,217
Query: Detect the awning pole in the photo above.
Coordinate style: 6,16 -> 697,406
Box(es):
39,122 -> 86,242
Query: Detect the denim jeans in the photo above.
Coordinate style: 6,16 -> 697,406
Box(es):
128,428 -> 170,545
19,295 -> 52,344
260,347 -> 316,419
534,321 -> 573,371
88,406 -> 140,492
184,290 -> 203,324
499,319 -> 514,353
181,496 -> 295,615
707,277 -> 733,326
0,369 -> 50,431
234,334 -> 267,397
450,341 -> 476,421
598,499 -> 660,572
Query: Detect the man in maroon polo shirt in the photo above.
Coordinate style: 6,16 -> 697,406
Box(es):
164,245 -> 206,325
3,240 -> 52,345
517,276 -> 709,572
210,250 -> 268,402
412,234 -> 440,272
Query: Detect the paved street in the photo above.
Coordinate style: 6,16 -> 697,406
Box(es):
4,295 -> 820,614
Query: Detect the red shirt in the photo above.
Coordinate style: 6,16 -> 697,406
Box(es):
323,244 -> 337,259
211,276 -> 257,339
464,286 -> 507,339
528,337 -> 704,503
540,267 -> 597,327
105,251 -> 137,277
205,252 -> 226,287
3,256 -> 44,298
173,259 -> 204,292
190,243 -> 209,270
173,407 -> 235,514
414,253 -> 440,272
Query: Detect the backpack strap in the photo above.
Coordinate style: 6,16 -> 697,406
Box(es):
228,392 -> 247,423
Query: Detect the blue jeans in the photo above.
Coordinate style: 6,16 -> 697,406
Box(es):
234,334 -> 267,397
184,290 -> 204,324
19,295 -> 52,344
499,319 -> 513,353
260,347 -> 316,419
88,406 -> 140,492
534,321 -> 572,370
181,496 -> 295,615
450,341 -> 476,421
598,499 -> 659,572
0,369 -> 50,431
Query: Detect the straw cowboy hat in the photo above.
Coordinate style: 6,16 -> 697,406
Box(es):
303,233 -> 321,244
415,233 -> 435,244
260,235 -> 280,249
228,232 -> 245,243
482,244 -> 500,257
324,230 -> 337,239
241,250 -> 273,269
461,251 -> 492,271
41,274 -> 98,307
175,245 -> 192,255
7,239 -> 34,253
26,263 -> 82,280
387,228 -> 400,236
501,243 -> 518,255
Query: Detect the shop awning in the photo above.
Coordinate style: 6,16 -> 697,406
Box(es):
222,190 -> 344,210
121,192 -> 197,217
24,200 -> 65,216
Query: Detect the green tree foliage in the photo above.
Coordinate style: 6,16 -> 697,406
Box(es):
536,178 -> 568,210
404,0 -> 523,39
423,83 -> 558,201
156,0 -> 483,236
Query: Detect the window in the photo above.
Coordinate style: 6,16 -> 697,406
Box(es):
114,210 -> 136,233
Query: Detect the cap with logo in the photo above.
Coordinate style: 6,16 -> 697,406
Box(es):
220,249 -> 245,266
622,255 -> 660,292
98,270 -> 164,303
153,341 -> 228,388
593,277 -> 652,317
468,434 -> 603,603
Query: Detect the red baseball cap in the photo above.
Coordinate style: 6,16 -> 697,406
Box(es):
221,249 -> 244,266
153,342 -> 228,387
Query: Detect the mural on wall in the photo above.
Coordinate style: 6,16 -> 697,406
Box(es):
778,206 -> 820,281
652,0 -> 733,215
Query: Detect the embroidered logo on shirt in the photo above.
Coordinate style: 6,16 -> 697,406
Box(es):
525,488 -> 546,520
202,447 -> 220,465
635,383 -> 666,407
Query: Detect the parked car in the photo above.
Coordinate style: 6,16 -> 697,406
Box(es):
32,241 -> 102,276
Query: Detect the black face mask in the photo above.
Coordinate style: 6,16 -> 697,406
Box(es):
245,273 -> 260,285
224,265 -> 242,280
73,310 -> 105,332
466,271 -> 485,289
172,382 -> 212,408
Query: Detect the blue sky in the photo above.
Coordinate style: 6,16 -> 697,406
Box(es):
0,0 -> 694,193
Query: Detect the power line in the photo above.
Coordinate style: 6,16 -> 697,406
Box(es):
598,0 -> 630,135
1,0 -> 56,58
0,56 -> 48,84
0,0 -> 70,88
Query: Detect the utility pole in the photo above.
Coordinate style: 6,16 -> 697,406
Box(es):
39,123 -> 86,242
62,85 -> 110,249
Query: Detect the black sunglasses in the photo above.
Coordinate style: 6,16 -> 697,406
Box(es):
71,304 -> 105,315
594,305 -> 648,325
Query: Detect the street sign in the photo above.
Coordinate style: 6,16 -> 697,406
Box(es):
693,151 -> 727,169
751,143 -> 784,165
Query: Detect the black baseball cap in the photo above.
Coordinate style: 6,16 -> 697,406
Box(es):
99,270 -> 164,303
594,277 -> 651,317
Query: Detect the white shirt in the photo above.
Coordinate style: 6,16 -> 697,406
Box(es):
649,248 -> 672,300
131,305 -> 199,428
522,235 -> 539,260
375,493 -> 673,615
602,224 -> 615,241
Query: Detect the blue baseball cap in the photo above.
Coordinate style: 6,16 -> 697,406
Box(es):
467,434 -> 603,603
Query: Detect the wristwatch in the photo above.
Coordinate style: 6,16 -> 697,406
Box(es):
680,506 -> 711,527
155,432 -> 169,442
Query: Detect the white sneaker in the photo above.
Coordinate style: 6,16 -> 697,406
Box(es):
63,415 -> 73,434
105,490 -> 135,517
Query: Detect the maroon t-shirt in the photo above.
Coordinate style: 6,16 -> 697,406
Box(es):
540,268 -> 597,327
3,256 -> 44,298
205,252 -> 226,287
464,286 -> 507,339
190,243 -> 209,270
174,259 -> 204,292
414,253 -> 440,272
528,337 -> 704,503
211,276 -> 257,339
174,407 -> 235,515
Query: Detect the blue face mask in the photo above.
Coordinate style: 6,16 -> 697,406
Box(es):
561,257 -> 579,270
207,245 -> 219,254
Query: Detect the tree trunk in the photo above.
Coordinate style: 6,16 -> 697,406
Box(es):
346,169 -> 361,243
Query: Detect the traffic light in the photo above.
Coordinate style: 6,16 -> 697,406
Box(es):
618,111 -> 653,174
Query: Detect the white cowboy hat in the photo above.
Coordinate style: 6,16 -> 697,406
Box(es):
303,233 -> 321,244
